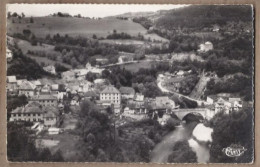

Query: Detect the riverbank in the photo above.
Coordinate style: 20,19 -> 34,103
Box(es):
150,122 -> 197,163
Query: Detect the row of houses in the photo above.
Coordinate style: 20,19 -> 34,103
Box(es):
61,63 -> 105,82
206,94 -> 243,113
6,76 -> 64,98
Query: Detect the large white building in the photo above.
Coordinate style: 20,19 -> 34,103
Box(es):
100,85 -> 121,105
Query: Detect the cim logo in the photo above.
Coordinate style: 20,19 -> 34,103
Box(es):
222,144 -> 247,157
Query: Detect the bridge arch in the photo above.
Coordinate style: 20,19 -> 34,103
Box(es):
182,112 -> 204,123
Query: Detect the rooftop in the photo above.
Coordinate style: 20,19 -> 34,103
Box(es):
100,85 -> 120,94
30,94 -> 57,101
19,80 -> 36,90
7,76 -> 17,83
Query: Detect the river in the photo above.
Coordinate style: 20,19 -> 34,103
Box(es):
150,123 -> 211,163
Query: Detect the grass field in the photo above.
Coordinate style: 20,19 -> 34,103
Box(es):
144,33 -> 169,43
14,37 -> 72,68
117,61 -> 155,72
7,17 -> 147,38
99,39 -> 145,45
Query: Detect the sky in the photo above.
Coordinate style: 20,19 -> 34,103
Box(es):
6,4 -> 187,18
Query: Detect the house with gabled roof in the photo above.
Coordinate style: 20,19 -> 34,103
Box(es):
62,70 -> 75,82
43,65 -> 56,75
41,84 -> 51,94
118,55 -> 134,64
18,80 -> 36,97
100,85 -> 121,105
7,76 -> 18,96
9,102 -> 60,127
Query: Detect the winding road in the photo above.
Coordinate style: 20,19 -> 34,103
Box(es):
157,79 -> 209,106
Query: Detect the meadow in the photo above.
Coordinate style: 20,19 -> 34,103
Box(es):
7,17 -> 147,38
14,37 -> 72,68
117,61 -> 155,73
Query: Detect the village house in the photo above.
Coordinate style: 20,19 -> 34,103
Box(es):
119,86 -> 135,99
51,84 -> 59,94
31,80 -> 43,91
118,55 -> 134,64
18,80 -> 36,97
228,98 -> 243,111
62,70 -> 75,82
100,85 -> 121,105
123,107 -> 136,115
29,94 -> 58,107
176,70 -> 185,77
166,77 -> 183,93
6,47 -> 13,62
122,106 -> 147,120
9,102 -> 60,127
206,95 -> 243,113
41,84 -> 51,94
43,65 -> 56,75
86,62 -> 104,75
9,102 -> 43,122
74,69 -> 88,79
7,76 -> 18,96
99,85 -> 121,114
212,25 -> 220,32
94,78 -> 107,85
43,106 -> 60,127
95,58 -> 109,65
134,93 -> 144,102
198,41 -> 213,53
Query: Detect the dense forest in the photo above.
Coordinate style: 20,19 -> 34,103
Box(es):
156,5 -> 252,31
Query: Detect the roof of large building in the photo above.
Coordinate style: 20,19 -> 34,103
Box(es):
30,94 -> 57,101
11,102 -> 59,117
51,84 -> 59,91
31,80 -> 42,86
228,97 -> 242,103
11,102 -> 42,114
19,80 -> 36,90
100,85 -> 120,94
119,87 -> 135,95
43,106 -> 59,118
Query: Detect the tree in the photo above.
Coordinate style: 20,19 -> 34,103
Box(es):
21,12 -> 25,18
209,108 -> 254,163
79,100 -> 98,117
168,140 -> 197,163
12,12 -> 18,17
85,72 -> 97,82
92,34 -> 97,39
23,29 -> 31,37
7,12 -> 12,19
30,17 -> 34,23
7,122 -> 63,161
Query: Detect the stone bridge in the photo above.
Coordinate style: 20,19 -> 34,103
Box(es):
172,108 -> 216,120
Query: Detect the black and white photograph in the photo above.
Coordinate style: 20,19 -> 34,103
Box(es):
6,4 -> 254,163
